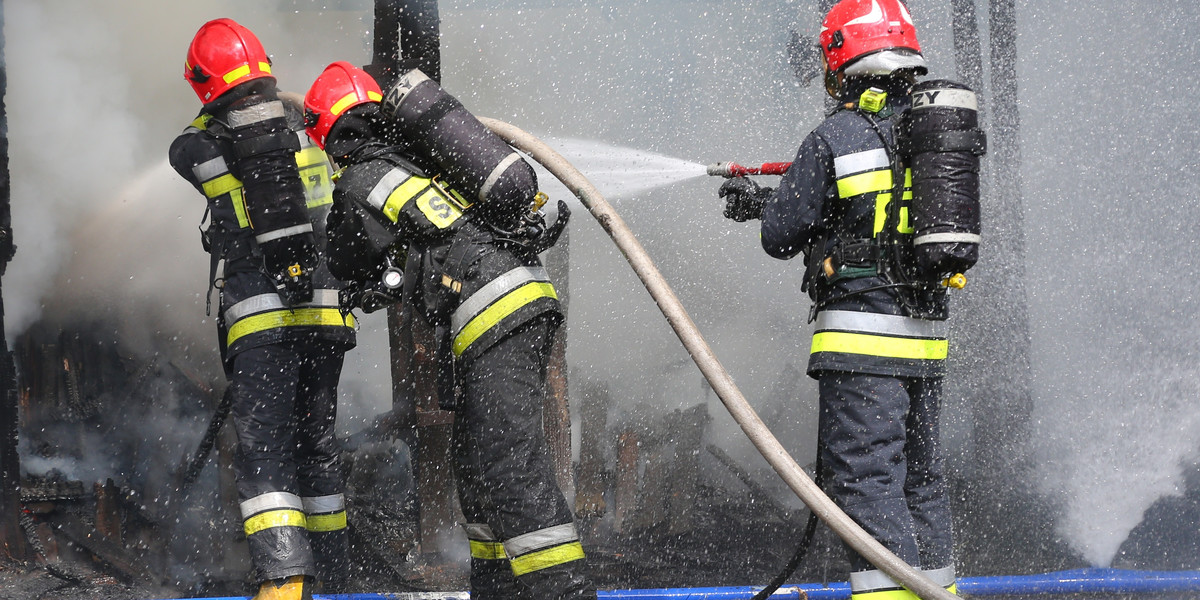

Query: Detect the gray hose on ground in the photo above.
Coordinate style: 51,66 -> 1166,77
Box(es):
480,117 -> 957,600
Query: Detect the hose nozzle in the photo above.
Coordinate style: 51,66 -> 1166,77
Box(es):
707,161 -> 793,178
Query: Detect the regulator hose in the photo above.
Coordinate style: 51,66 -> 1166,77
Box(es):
480,118 -> 956,600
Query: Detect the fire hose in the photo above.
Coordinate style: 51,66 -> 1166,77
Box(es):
480,118 -> 957,600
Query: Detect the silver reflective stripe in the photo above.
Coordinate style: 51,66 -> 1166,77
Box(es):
815,309 -> 947,339
192,155 -> 230,182
255,223 -> 314,245
297,133 -> 314,149
478,152 -> 522,203
914,232 -> 981,246
463,523 -> 498,541
226,99 -> 287,128
450,266 -> 550,337
849,568 -> 902,593
390,69 -> 431,108
240,491 -> 304,518
504,523 -> 579,557
922,566 -> 957,588
913,88 -> 978,111
225,289 -> 342,323
301,494 -> 345,514
834,148 -> 890,178
367,167 -> 414,211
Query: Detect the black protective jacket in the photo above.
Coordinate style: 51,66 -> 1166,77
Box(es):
761,78 -> 948,379
169,88 -> 356,362
325,144 -> 561,366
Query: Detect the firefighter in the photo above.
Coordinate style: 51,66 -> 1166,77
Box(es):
168,19 -> 356,600
720,1 -> 963,598
302,61 -> 593,600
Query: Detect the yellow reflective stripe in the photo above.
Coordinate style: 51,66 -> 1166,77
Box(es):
295,146 -> 327,169
851,589 -> 920,600
200,175 -> 251,229
946,583 -> 957,595
190,114 -> 211,131
837,169 -> 891,199
453,282 -> 557,357
305,511 -> 347,533
811,331 -> 948,360
296,147 -> 334,208
509,542 -> 585,577
223,64 -> 251,84
201,173 -> 242,199
330,92 -> 361,116
415,188 -> 463,229
227,308 -> 355,347
382,177 -> 432,223
470,540 -> 508,560
873,192 -> 891,235
244,509 -> 306,536
259,62 -> 272,74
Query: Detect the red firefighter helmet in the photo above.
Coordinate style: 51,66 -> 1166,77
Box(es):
819,0 -> 922,74
303,61 -> 384,150
184,18 -> 275,104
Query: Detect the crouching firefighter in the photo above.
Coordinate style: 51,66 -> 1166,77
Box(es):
718,1 -> 985,599
303,61 -> 593,600
168,19 -> 357,600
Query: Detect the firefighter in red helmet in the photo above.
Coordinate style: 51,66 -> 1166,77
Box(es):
304,61 -> 591,600
719,1 -> 982,598
168,19 -> 356,600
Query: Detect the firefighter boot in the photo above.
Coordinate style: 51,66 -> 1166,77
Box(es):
251,576 -> 313,600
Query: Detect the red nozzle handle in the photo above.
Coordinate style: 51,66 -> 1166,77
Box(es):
707,161 -> 793,177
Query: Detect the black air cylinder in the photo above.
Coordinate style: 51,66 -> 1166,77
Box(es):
380,69 -> 537,226
900,79 -> 987,279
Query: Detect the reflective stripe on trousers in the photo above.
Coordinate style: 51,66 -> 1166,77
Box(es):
241,491 -> 307,536
849,567 -> 957,600
450,266 -> 557,357
465,523 -> 508,560
504,523 -> 585,577
811,310 -> 947,361
224,289 -> 356,347
302,493 -> 347,533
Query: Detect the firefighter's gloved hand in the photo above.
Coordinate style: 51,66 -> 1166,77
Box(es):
720,178 -> 772,222
274,263 -> 314,306
525,200 -> 571,254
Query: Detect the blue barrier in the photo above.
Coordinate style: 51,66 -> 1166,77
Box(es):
168,568 -> 1200,599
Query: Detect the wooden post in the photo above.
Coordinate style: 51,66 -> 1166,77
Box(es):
0,0 -> 28,562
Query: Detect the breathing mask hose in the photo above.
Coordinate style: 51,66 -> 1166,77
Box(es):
751,447 -> 823,600
480,118 -> 957,600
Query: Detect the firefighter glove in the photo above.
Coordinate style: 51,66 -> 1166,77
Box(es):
720,177 -> 772,222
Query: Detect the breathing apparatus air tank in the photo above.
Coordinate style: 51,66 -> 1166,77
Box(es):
380,68 -> 538,226
899,79 -> 987,280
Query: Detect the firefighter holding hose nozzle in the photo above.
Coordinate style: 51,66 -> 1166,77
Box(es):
303,61 -> 592,600
717,1 -> 986,598
168,19 -> 357,600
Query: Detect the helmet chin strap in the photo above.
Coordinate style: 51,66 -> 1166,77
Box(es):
824,68 -> 843,100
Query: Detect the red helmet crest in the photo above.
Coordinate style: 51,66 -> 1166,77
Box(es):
819,0 -> 922,73
303,61 -> 384,150
184,18 -> 274,104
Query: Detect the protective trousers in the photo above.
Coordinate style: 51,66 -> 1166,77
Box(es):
817,372 -> 956,599
452,317 -> 595,600
230,341 -> 349,588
